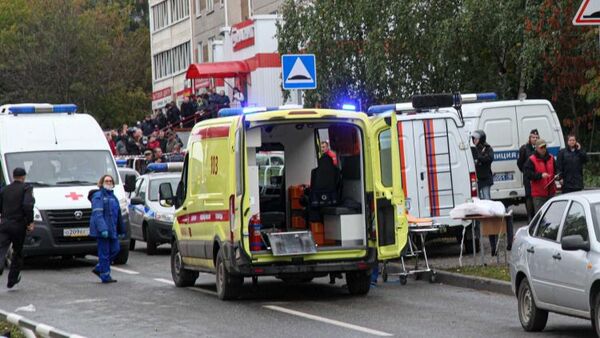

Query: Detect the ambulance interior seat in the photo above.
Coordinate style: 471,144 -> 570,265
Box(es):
308,155 -> 341,208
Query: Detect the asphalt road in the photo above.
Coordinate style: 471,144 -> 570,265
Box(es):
0,242 -> 595,338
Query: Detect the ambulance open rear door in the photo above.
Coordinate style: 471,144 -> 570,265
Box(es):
372,112 -> 408,260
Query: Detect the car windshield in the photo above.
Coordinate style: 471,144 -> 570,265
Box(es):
593,203 -> 600,242
5,150 -> 119,186
149,177 -> 179,201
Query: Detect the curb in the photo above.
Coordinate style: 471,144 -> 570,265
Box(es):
434,270 -> 513,296
0,308 -> 86,338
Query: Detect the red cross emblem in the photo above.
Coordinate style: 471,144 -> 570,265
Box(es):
65,192 -> 84,200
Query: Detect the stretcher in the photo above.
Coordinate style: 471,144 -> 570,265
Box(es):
381,215 -> 439,285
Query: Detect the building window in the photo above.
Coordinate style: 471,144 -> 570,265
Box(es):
202,42 -> 209,64
153,41 -> 191,80
151,1 -> 169,32
171,0 -> 190,22
197,42 -> 204,63
206,0 -> 214,13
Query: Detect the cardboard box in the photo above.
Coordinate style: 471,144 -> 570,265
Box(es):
463,215 -> 506,236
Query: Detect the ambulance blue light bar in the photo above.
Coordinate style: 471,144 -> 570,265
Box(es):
145,162 -> 183,173
341,103 -> 357,111
218,105 -> 304,117
367,92 -> 497,115
3,104 -> 78,115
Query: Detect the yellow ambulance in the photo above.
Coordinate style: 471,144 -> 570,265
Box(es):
159,106 -> 408,300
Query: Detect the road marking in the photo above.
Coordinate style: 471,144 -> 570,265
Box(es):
154,278 -> 175,285
187,287 -> 217,296
263,305 -> 393,337
110,266 -> 140,275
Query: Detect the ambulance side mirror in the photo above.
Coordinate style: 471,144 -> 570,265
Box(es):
124,175 -> 136,193
159,182 -> 174,207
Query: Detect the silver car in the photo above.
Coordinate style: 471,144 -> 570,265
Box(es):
510,190 -> 600,335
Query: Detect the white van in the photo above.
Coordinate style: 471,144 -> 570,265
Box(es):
368,94 -> 480,246
460,99 -> 565,204
0,104 -> 130,263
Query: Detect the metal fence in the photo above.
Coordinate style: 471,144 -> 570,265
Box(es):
0,309 -> 85,338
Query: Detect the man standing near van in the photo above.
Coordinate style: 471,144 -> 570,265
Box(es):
0,168 -> 35,288
524,139 -> 557,213
471,130 -> 502,253
517,129 -> 539,221
557,134 -> 588,194
320,141 -> 338,167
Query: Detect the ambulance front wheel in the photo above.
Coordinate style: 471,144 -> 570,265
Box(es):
216,248 -> 243,300
171,240 -> 199,287
346,271 -> 371,296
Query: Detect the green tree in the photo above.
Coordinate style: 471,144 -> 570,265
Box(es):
0,0 -> 151,127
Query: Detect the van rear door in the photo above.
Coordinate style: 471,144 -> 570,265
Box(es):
409,117 -> 471,219
372,113 -> 407,260
478,106 -> 521,198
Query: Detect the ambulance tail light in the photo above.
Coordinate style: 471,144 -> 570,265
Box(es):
470,172 -> 478,197
229,195 -> 235,243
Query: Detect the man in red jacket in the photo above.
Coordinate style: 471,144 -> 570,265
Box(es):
524,139 -> 557,213
320,141 -> 338,167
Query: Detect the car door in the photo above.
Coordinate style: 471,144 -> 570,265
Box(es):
553,201 -> 592,311
372,113 -> 408,260
129,177 -> 146,239
527,200 -> 569,304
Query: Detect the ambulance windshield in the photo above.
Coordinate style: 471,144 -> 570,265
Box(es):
5,150 -> 119,186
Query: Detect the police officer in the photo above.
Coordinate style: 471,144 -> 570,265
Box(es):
0,168 -> 35,288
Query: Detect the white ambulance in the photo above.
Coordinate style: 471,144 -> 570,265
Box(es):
0,104 -> 130,263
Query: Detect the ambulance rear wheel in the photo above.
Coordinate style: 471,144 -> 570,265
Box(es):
346,271 -> 371,296
216,249 -> 243,300
171,241 -> 198,287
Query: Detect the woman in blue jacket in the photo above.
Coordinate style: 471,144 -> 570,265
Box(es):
89,174 -> 125,283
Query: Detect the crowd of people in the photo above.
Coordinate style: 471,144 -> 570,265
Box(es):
104,87 -> 245,159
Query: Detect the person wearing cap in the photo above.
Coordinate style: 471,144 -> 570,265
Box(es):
517,129 -> 539,221
557,134 -> 588,194
0,168 -> 35,288
140,150 -> 154,174
524,139 -> 557,212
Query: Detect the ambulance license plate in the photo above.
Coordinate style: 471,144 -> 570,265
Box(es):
494,172 -> 514,182
63,228 -> 90,237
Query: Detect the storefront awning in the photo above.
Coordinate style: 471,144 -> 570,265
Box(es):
186,61 -> 250,79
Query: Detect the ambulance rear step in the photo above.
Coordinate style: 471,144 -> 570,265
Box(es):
267,231 -> 317,256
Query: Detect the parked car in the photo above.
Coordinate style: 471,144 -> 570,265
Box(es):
128,169 -> 180,255
510,190 -> 600,334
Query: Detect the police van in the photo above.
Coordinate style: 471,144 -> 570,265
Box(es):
0,104 -> 130,263
159,106 -> 409,299
459,99 -> 565,204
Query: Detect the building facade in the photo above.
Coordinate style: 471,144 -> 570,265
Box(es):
150,0 -> 286,110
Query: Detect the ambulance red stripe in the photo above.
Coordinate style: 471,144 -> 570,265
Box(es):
195,125 -> 230,139
423,120 -> 440,217
177,210 -> 230,225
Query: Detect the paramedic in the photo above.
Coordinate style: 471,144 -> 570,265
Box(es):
0,168 -> 35,289
557,134 -> 588,194
471,130 -> 502,254
524,139 -> 557,213
517,129 -> 539,221
89,175 -> 125,283
320,141 -> 338,166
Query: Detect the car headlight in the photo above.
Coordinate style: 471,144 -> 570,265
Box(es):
33,207 -> 43,222
155,212 -> 174,223
119,198 -> 129,215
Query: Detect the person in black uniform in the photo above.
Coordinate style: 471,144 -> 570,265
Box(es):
0,168 -> 35,288
517,129 -> 539,221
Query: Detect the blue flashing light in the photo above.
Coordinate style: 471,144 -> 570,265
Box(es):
476,92 -> 497,101
8,106 -> 36,114
367,104 -> 396,115
7,104 -> 77,114
218,108 -> 244,117
146,163 -> 168,172
116,159 -> 128,167
342,103 -> 357,111
52,104 -> 78,113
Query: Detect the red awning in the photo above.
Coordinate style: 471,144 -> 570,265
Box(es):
186,61 -> 250,79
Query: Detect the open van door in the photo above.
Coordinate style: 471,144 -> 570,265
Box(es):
371,112 -> 408,260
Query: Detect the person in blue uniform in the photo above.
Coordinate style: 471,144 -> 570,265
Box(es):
89,175 -> 125,283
